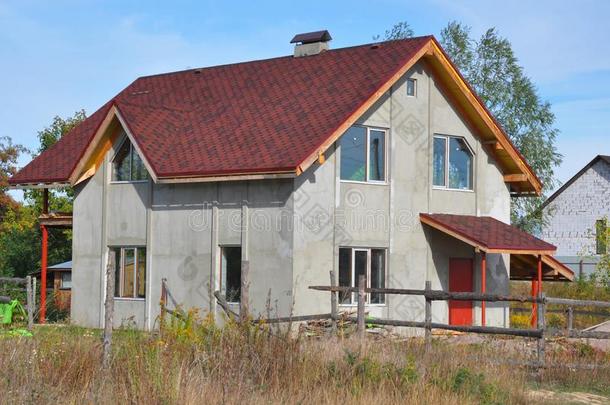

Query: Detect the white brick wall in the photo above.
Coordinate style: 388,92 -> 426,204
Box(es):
541,159 -> 610,256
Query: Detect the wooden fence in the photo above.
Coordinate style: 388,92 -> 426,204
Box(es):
308,275 -> 610,372
0,276 -> 35,330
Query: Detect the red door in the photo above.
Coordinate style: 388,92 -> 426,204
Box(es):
449,258 -> 473,326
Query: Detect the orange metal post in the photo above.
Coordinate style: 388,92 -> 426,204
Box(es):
40,224 -> 48,323
537,255 -> 543,295
481,252 -> 486,326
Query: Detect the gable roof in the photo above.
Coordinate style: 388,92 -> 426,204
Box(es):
541,155 -> 610,209
9,36 -> 542,194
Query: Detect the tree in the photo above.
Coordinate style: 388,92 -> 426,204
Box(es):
378,22 -> 562,232
0,136 -> 26,223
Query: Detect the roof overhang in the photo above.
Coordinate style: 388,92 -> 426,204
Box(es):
420,213 -> 573,282
510,254 -> 575,282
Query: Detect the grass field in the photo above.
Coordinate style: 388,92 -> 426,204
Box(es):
0,316 -> 609,405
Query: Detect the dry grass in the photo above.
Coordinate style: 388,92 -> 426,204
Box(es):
0,316 -> 608,404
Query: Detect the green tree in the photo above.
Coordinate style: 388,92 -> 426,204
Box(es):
378,22 -> 562,232
0,136 -> 27,223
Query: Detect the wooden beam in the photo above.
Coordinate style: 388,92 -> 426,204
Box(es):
504,174 -> 528,182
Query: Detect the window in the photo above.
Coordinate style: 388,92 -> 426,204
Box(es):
221,246 -> 242,303
60,273 -> 72,289
596,219 -> 608,255
338,247 -> 386,304
433,135 -> 474,190
112,138 -> 149,182
112,247 -> 146,299
406,78 -> 416,97
340,126 -> 387,183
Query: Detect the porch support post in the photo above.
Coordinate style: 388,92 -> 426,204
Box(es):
481,251 -> 486,327
40,224 -> 48,324
537,255 -> 543,295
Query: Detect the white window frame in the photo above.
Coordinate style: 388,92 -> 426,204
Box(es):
113,246 -> 146,300
339,247 -> 387,306
432,134 -> 475,192
406,78 -> 417,97
340,126 -> 388,185
110,137 -> 149,184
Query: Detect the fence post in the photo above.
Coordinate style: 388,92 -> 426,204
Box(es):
102,253 -> 115,369
240,261 -> 250,321
32,277 -> 37,314
425,281 -> 432,352
566,306 -> 573,331
160,279 -> 167,331
357,275 -> 365,339
537,292 -> 546,377
330,270 -> 337,333
26,276 -> 33,330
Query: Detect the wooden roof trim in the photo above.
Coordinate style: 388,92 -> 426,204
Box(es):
68,106 -> 160,185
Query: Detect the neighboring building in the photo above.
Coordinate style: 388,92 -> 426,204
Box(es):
541,155 -> 610,277
31,260 -> 72,312
10,32 -> 573,331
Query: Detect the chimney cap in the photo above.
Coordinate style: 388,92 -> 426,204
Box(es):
290,30 -> 332,44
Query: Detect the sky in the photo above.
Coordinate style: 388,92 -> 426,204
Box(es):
1,0 -> 609,198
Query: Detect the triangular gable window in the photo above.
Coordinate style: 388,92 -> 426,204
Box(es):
112,138 -> 149,182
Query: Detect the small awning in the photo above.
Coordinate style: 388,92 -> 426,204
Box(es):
420,213 -> 574,281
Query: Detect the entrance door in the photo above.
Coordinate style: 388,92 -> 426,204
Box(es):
449,258 -> 473,326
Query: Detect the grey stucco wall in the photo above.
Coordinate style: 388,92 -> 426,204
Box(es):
541,159 -> 610,256
72,60 -> 512,330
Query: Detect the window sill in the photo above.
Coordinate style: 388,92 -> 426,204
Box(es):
340,180 -> 388,186
432,186 -> 474,193
338,303 -> 387,307
114,297 -> 146,302
110,180 -> 149,185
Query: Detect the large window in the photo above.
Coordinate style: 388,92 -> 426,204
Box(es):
221,246 -> 242,303
596,219 -> 608,255
112,247 -> 146,299
340,126 -> 386,183
433,135 -> 473,190
338,247 -> 386,305
112,138 -> 149,182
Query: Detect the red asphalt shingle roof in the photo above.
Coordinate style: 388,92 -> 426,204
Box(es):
10,36 -> 432,185
420,213 -> 557,253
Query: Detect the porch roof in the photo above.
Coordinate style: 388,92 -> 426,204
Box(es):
420,213 -> 574,282
420,213 -> 556,254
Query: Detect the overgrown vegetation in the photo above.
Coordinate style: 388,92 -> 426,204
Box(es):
0,316 -> 608,404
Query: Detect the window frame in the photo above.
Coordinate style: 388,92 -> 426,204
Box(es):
111,246 -> 147,300
338,247 -> 387,306
432,134 -> 475,192
339,125 -> 388,185
220,245 -> 242,304
59,272 -> 72,290
406,78 -> 417,97
110,137 -> 150,184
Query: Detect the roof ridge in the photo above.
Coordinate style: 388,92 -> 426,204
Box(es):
134,35 -> 434,81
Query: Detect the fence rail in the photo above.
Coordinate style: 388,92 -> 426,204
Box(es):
308,279 -> 610,374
